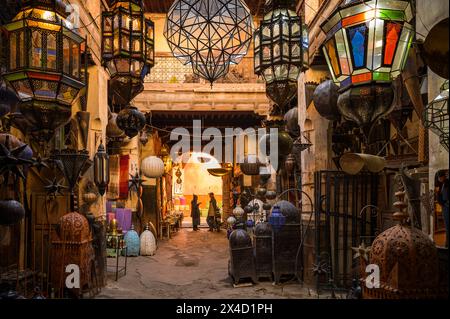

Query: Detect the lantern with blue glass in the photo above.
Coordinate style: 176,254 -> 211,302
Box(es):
268,205 -> 285,232
320,0 -> 414,140
254,0 -> 309,114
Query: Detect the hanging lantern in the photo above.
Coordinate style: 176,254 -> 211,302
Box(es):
254,0 -> 309,111
240,155 -> 263,176
312,80 -> 340,121
164,0 -> 254,85
116,106 -> 146,138
258,120 -> 293,169
94,141 -> 110,196
320,0 -> 414,138
106,112 -> 125,138
141,156 -> 164,178
2,0 -> 87,144
284,107 -> 299,138
424,80 -> 449,152
102,0 -> 155,110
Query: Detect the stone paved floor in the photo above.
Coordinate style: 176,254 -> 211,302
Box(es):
96,228 -> 337,299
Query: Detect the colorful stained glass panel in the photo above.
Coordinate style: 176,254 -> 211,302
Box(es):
384,22 -> 402,65
348,24 -> 368,69
325,39 -> 340,77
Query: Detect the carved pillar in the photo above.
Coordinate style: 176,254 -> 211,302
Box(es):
222,174 -> 231,221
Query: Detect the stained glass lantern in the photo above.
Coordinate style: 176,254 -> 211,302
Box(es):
102,0 -> 155,111
321,0 -> 414,91
94,141 -> 110,196
254,0 -> 309,111
164,0 -> 254,85
424,80 -> 449,152
1,0 -> 87,144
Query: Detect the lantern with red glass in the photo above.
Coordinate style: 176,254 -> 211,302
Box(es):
320,0 -> 414,139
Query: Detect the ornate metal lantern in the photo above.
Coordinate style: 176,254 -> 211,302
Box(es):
116,105 -> 146,138
254,0 -> 309,111
2,0 -> 87,144
164,0 -> 254,85
424,80 -> 449,152
102,0 -> 155,110
94,141 -> 110,196
320,0 -> 414,138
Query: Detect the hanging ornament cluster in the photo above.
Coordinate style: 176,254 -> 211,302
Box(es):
254,0 -> 309,111
164,0 -> 254,85
1,0 -> 87,145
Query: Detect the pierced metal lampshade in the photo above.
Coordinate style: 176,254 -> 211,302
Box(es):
116,106 -> 146,138
102,0 -> 155,110
2,0 -> 87,144
254,1 -> 309,111
51,148 -> 89,211
164,0 -> 254,85
424,81 -> 449,152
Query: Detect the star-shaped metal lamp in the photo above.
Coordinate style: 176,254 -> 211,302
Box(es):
43,177 -> 68,199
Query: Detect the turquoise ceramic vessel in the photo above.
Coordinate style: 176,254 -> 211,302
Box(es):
123,224 -> 140,256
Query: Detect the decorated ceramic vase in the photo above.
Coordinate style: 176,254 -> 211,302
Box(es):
123,224 -> 140,257
140,225 -> 156,256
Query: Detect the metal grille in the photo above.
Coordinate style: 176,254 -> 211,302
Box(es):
314,170 -> 380,290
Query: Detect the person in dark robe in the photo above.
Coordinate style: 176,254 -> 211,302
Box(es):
191,195 -> 201,231
207,192 -> 219,231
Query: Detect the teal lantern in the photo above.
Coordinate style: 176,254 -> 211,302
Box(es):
123,224 -> 140,256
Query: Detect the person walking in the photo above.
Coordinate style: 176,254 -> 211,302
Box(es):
207,192 -> 219,232
191,195 -> 201,231
437,171 -> 449,247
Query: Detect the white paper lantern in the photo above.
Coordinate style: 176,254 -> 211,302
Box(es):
140,226 -> 156,256
141,156 -> 165,178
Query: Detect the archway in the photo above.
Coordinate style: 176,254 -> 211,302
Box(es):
171,152 -> 223,228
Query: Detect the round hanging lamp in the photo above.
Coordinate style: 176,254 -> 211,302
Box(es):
2,0 -> 88,145
164,0 -> 254,85
141,156 -> 164,178
101,0 -> 155,111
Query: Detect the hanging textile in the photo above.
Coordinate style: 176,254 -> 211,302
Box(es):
119,154 -> 130,199
106,155 -> 120,200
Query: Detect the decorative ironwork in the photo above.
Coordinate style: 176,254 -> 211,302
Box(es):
94,141 -> 110,196
2,0 -> 87,144
102,0 -> 155,110
424,80 -> 449,151
254,0 -> 308,111
164,0 -> 254,85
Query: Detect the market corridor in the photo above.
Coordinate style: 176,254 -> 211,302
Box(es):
96,228 -> 320,299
